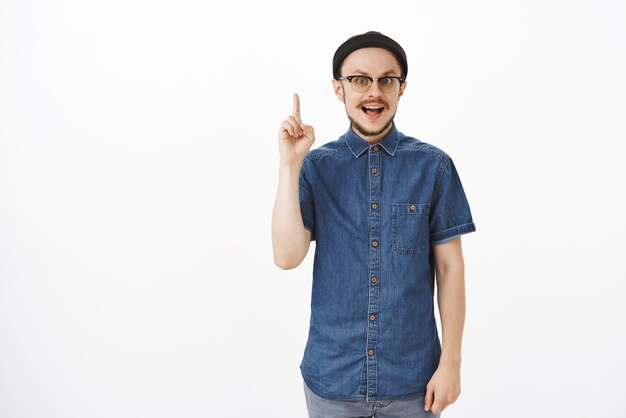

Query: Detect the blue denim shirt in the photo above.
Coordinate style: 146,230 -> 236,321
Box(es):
298,121 -> 476,402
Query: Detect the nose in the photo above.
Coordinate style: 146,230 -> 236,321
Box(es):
367,79 -> 384,97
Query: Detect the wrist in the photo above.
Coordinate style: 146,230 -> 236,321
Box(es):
440,353 -> 462,368
279,160 -> 304,170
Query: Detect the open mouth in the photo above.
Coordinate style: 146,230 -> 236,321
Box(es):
361,105 -> 384,120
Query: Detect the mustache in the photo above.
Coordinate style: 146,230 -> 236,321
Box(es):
359,100 -> 389,108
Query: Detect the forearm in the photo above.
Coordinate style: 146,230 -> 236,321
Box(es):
436,263 -> 466,367
272,161 -> 308,269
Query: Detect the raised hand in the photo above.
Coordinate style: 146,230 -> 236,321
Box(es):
278,93 -> 315,165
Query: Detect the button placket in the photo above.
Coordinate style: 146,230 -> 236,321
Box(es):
365,145 -> 381,401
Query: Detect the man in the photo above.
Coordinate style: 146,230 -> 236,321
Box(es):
271,31 -> 476,418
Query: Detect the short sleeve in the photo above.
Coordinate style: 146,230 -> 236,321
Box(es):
299,158 -> 316,241
429,156 -> 476,245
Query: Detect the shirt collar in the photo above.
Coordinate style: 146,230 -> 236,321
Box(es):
345,121 -> 400,158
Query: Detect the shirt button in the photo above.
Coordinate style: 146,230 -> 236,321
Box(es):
372,240 -> 378,247
371,167 -> 377,174
373,146 -> 379,151
371,277 -> 377,283
409,204 -> 416,211
371,203 -> 377,209
370,315 -> 376,321
368,349 -> 374,355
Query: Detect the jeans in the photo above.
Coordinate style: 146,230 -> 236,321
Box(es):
303,379 -> 442,418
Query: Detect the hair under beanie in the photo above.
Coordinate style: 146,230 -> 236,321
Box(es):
332,31 -> 408,80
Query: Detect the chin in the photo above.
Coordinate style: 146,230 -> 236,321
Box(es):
350,114 -> 394,138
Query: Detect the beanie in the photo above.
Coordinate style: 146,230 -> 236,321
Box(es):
332,31 -> 408,80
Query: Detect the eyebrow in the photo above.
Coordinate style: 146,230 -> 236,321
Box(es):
352,69 -> 400,77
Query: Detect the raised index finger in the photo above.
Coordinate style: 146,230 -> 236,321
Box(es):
292,93 -> 300,118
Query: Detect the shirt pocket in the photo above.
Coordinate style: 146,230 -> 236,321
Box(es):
392,203 -> 430,254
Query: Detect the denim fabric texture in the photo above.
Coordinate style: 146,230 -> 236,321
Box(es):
298,121 -> 476,402
303,379 -> 441,418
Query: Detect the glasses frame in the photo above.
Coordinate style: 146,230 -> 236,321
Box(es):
336,75 -> 405,93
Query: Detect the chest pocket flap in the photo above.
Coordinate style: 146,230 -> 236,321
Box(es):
392,203 -> 430,254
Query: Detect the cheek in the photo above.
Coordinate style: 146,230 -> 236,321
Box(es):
344,97 -> 360,109
389,96 -> 401,109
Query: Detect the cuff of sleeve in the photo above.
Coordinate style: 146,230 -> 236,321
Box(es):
430,222 -> 476,245
302,216 -> 315,240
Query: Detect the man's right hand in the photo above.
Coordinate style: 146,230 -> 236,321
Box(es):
278,93 -> 315,165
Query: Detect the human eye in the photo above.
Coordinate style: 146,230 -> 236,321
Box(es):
380,77 -> 394,85
354,76 -> 370,86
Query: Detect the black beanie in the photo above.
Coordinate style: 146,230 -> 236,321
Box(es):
332,31 -> 408,80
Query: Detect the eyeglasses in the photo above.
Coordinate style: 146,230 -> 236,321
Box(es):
336,75 -> 404,93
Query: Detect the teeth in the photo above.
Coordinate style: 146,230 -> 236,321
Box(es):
364,106 -> 383,110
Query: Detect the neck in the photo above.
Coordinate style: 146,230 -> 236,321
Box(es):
353,122 -> 393,144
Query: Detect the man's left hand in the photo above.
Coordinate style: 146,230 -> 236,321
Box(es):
424,362 -> 461,414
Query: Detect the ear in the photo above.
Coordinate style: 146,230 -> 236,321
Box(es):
332,79 -> 345,102
398,80 -> 407,99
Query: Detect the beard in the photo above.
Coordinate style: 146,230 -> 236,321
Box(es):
345,103 -> 396,136
347,109 -> 396,138
339,85 -> 397,138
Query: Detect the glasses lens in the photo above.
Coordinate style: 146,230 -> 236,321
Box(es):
351,76 -> 371,92
348,76 -> 400,93
379,77 -> 399,93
